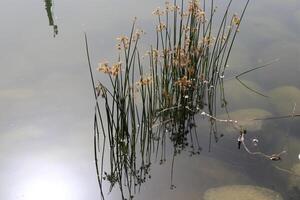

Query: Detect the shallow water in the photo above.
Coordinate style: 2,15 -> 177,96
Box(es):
0,0 -> 299,200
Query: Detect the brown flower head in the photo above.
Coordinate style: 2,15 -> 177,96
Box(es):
97,62 -> 110,74
232,14 -> 240,26
152,7 -> 165,16
110,62 -> 122,76
175,76 -> 192,88
137,76 -> 153,86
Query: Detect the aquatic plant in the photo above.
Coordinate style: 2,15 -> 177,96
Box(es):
86,0 -> 252,199
44,0 -> 58,37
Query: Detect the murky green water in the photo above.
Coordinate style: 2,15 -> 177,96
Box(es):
0,0 -> 299,199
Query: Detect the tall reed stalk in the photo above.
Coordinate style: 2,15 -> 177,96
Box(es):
86,0 -> 250,199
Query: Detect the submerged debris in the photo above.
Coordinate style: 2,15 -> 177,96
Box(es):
218,108 -> 272,132
269,154 -> 281,161
252,138 -> 259,146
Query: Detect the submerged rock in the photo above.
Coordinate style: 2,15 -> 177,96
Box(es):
269,86 -> 300,115
289,163 -> 300,189
203,185 -> 283,200
292,163 -> 300,175
218,108 -> 272,132
142,155 -> 252,200
223,79 -> 268,110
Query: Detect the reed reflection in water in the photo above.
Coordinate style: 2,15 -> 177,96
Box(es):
44,0 -> 58,37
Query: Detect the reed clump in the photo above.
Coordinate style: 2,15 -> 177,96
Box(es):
87,0 -> 250,199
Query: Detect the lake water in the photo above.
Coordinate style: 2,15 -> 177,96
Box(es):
0,0 -> 299,200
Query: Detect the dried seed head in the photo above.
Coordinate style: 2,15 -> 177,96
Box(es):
97,62 -> 110,74
175,76 -> 192,88
137,76 -> 153,86
116,35 -> 129,49
156,23 -> 167,32
202,36 -> 215,45
152,7 -> 165,16
133,29 -> 145,41
110,62 -> 122,76
232,14 -> 241,26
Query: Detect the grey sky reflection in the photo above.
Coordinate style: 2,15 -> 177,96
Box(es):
0,0 -> 299,200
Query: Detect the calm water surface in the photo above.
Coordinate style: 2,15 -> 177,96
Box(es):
0,0 -> 299,199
